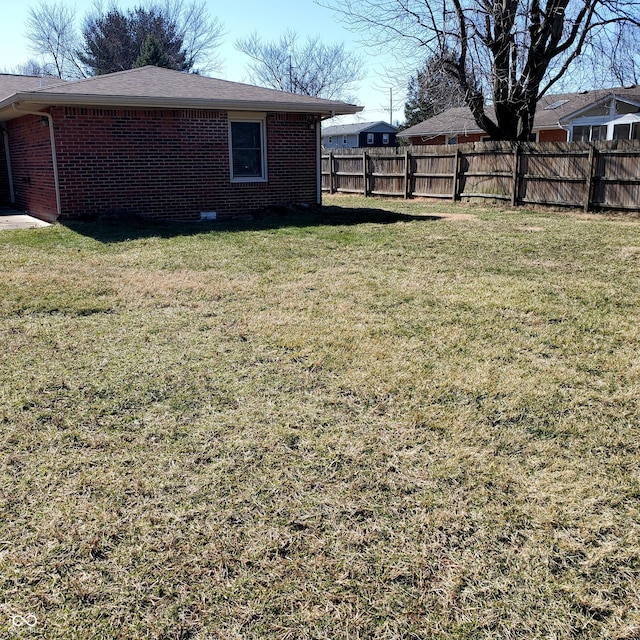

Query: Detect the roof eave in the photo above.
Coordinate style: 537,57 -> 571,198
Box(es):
557,93 -> 640,124
0,92 -> 363,119
397,127 -> 484,138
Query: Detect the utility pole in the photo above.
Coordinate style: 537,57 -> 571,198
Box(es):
389,88 -> 393,125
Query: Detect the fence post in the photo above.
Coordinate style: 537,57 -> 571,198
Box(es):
403,148 -> 410,199
329,152 -> 335,194
363,151 -> 368,196
451,147 -> 460,201
511,144 -> 521,207
584,144 -> 598,213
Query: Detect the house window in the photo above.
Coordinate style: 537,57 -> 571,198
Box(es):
343,137 -> 347,145
447,136 -> 458,145
367,133 -> 374,144
572,126 -> 588,142
382,133 -> 390,144
614,123 -> 640,140
614,124 -> 631,140
229,115 -> 267,182
572,125 -> 607,142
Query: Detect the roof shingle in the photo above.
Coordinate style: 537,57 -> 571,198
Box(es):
398,86 -> 640,139
0,66 -> 361,119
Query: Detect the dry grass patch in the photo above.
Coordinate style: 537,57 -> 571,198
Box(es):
0,196 -> 639,638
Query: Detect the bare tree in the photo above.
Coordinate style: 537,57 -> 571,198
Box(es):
25,1 -> 85,78
80,5 -> 189,74
325,0 -> 640,141
403,52 -> 467,128
603,22 -> 640,86
80,1 -> 224,75
11,59 -> 57,78
235,30 -> 364,100
22,0 -> 223,79
165,0 -> 224,74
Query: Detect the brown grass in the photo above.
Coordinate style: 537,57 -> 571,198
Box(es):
0,195 -> 639,638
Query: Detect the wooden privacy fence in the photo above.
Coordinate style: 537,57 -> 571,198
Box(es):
321,140 -> 640,212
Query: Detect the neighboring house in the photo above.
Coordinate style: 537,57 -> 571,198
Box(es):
322,121 -> 398,149
0,66 -> 361,223
398,86 -> 640,145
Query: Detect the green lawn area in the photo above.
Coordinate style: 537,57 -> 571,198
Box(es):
1,195 -> 639,639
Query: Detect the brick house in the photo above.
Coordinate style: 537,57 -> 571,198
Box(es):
398,86 -> 640,145
0,66 -> 361,222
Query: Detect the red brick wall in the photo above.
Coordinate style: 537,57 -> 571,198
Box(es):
6,114 -> 58,220
48,106 -> 317,221
538,128 -> 569,142
0,130 -> 10,205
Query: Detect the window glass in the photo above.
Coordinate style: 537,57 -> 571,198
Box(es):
382,133 -> 389,144
367,133 -> 374,144
572,125 -> 608,142
633,123 -> 640,140
572,126 -> 588,142
613,124 -> 631,140
231,121 -> 263,179
447,136 -> 458,145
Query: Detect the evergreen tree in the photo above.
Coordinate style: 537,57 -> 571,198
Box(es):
23,0 -> 223,79
134,34 -> 174,68
403,54 -> 466,128
79,5 -> 194,75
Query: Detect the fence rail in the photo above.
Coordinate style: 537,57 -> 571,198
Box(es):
321,140 -> 640,212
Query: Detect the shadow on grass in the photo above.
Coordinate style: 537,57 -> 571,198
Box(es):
63,204 -> 443,243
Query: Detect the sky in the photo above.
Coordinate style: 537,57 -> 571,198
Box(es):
0,0 -> 411,125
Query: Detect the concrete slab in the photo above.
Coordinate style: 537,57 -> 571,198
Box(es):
0,207 -> 51,230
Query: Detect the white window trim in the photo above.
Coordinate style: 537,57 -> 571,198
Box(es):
228,112 -> 268,183
569,112 -> 640,142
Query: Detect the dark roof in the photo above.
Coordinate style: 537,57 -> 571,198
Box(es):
0,66 -> 362,121
322,120 -> 398,137
398,86 -> 640,139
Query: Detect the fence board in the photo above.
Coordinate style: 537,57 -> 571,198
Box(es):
321,140 -> 640,212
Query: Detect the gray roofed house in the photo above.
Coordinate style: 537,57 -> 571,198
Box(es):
322,121 -> 398,149
0,67 -> 358,117
0,66 -> 362,222
398,87 -> 640,145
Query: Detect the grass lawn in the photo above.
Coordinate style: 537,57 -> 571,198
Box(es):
1,195 -> 639,639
